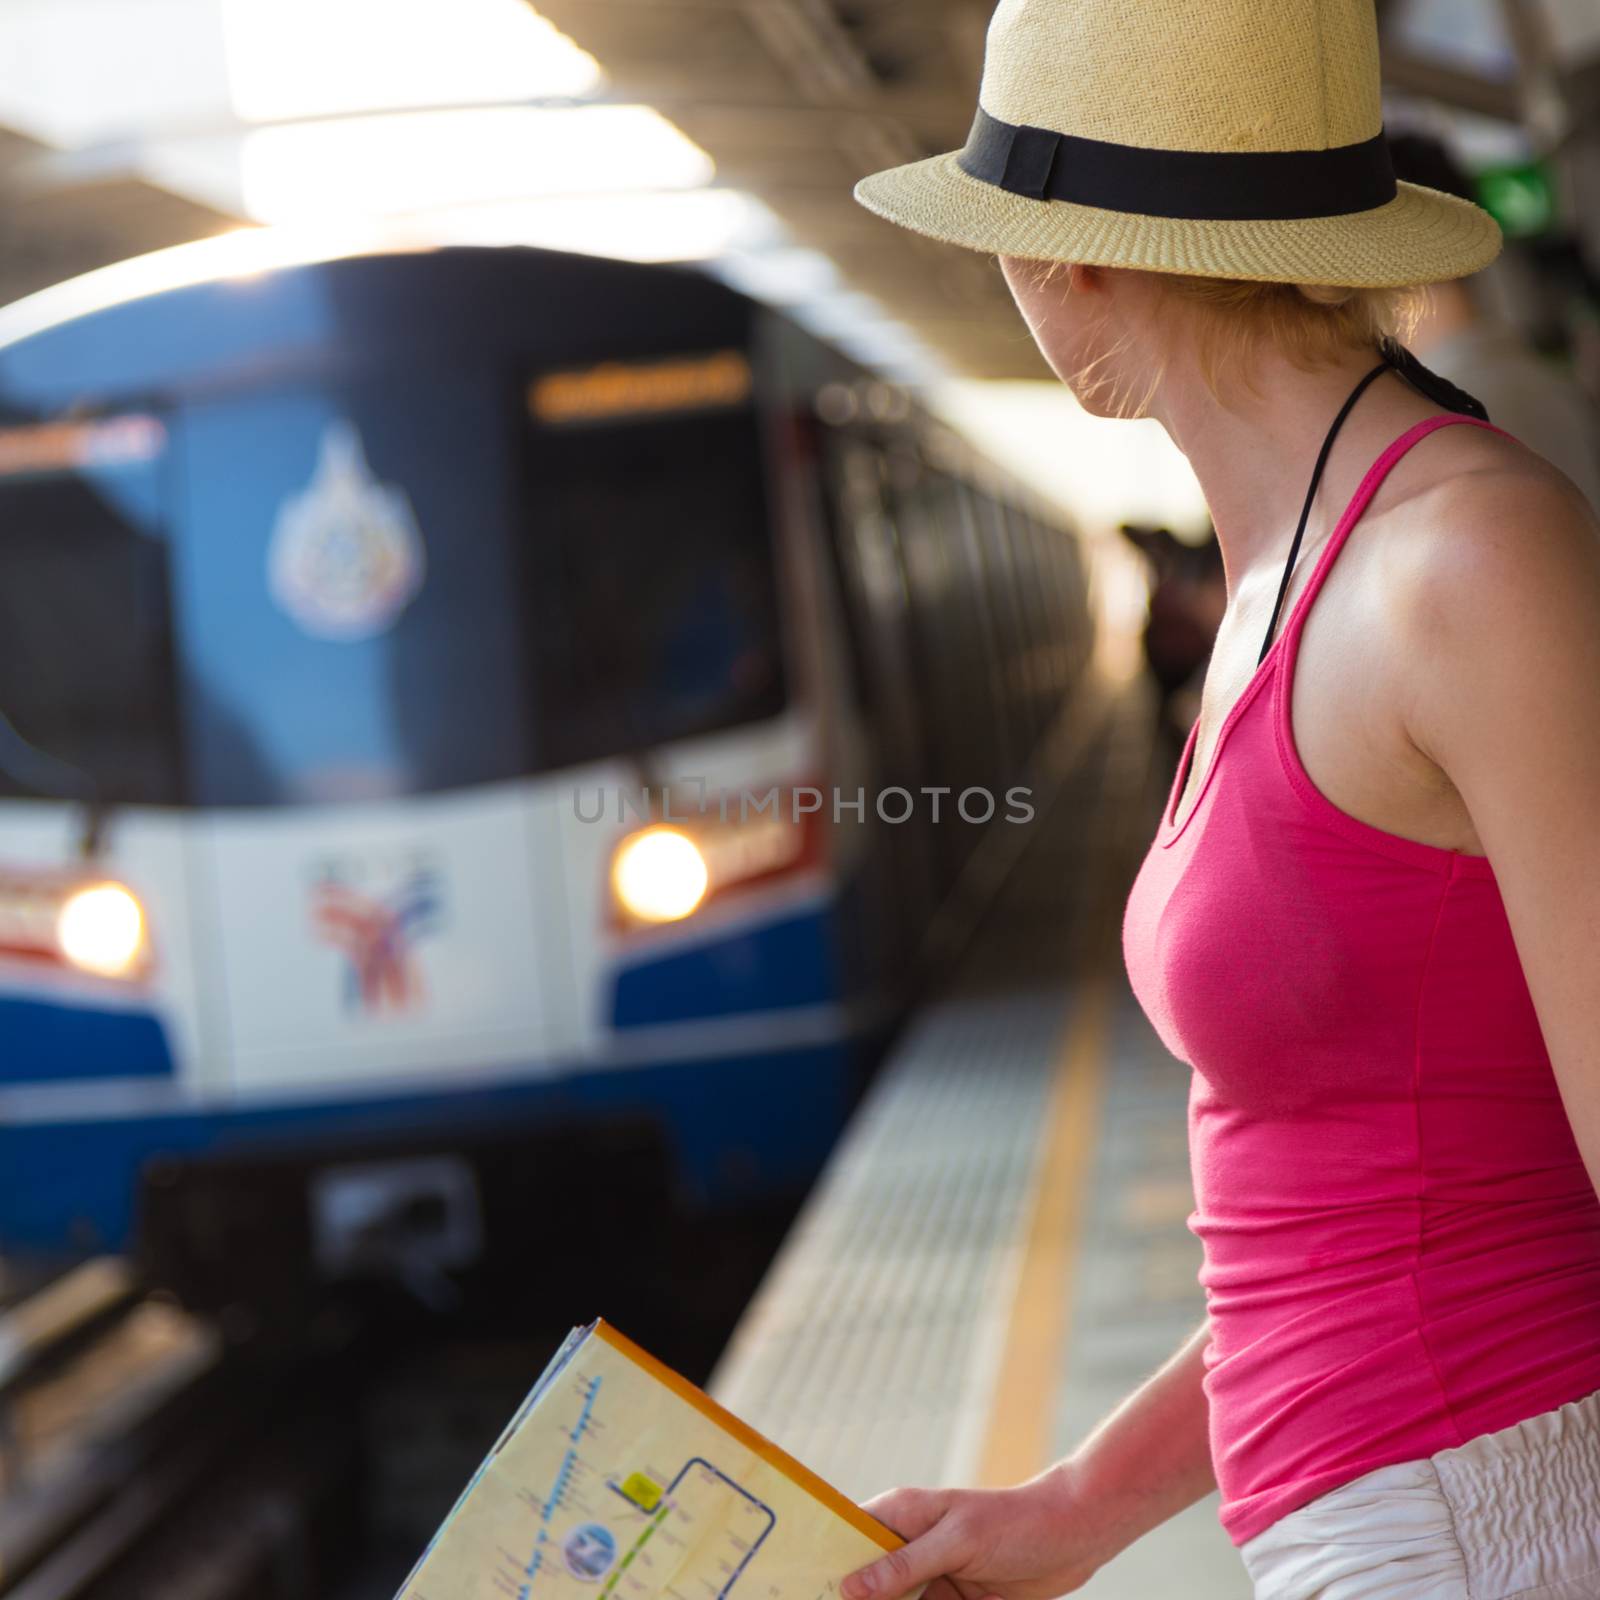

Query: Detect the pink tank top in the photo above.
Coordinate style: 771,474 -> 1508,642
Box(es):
1122,413 -> 1600,1546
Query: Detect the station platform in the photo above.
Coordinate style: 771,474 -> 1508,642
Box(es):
708,679 -> 1248,1598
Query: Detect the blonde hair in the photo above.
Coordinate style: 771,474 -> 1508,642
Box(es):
1023,261 -> 1430,414
1160,275 -> 1429,400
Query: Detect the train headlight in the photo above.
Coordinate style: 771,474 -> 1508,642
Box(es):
611,828 -> 709,924
55,883 -> 147,978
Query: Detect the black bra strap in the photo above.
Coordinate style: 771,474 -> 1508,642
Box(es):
1255,341 -> 1492,666
1256,358 -> 1392,666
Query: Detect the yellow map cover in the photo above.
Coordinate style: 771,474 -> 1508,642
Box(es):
396,1317 -> 917,1600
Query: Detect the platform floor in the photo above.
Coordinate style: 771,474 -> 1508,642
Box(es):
709,677 -> 1248,1598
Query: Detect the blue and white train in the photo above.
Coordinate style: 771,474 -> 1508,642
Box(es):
0,241 -> 1097,1260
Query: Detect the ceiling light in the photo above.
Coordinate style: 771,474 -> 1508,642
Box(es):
391,190 -> 774,262
238,105 -> 714,222
223,0 -> 602,123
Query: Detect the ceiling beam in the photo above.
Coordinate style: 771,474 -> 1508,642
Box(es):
1381,46 -> 1523,120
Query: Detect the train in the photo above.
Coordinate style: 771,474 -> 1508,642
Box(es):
0,240 -> 1098,1278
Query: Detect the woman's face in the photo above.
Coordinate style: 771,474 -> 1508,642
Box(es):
997,255 -> 1147,418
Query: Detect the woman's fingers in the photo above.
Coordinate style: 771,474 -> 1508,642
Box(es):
857,1487 -> 944,1541
841,1507 -> 967,1600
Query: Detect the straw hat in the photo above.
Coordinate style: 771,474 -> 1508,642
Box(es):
854,0 -> 1502,286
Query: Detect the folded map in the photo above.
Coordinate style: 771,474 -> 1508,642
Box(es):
396,1317 -> 920,1600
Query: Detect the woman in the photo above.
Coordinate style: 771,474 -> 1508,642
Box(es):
837,2 -> 1600,1596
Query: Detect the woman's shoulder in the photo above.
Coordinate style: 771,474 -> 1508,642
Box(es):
1375,420 -> 1600,669
1375,417 -> 1593,558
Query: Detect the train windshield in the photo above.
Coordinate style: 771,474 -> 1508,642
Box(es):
0,371 -> 784,810
0,416 -> 183,806
523,383 -> 785,770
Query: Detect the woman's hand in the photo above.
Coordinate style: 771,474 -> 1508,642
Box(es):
838,1320 -> 1217,1600
839,1464 -> 1114,1600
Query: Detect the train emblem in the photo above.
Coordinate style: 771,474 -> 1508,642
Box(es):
310,858 -> 442,1014
268,418 -> 426,640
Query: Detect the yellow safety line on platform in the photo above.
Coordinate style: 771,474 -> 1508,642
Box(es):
975,971 -> 1112,1488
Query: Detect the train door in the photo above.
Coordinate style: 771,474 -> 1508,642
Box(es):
893,454 -> 996,889
817,433 -> 938,974
949,479 -> 1015,800
982,502 -> 1036,776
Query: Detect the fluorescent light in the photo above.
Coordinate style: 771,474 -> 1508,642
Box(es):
383,190 -> 777,263
788,289 -> 897,340
710,247 -> 842,305
236,105 -> 715,223
0,0 -> 232,148
0,1 -> 603,149
223,0 -> 602,123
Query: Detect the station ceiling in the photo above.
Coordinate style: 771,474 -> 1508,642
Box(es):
0,124 -> 234,313
532,0 -> 1025,374
0,0 -> 1595,381
531,0 -> 1600,377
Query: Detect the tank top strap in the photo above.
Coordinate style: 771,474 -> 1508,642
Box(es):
1274,412 -> 1510,655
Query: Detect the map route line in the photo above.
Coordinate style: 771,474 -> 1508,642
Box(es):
598,1456 -> 777,1600
518,1372 -> 603,1599
597,1502 -> 673,1600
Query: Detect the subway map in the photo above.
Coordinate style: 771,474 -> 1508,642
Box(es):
397,1321 -> 909,1600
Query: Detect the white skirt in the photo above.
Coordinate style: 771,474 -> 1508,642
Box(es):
1238,1387 -> 1600,1599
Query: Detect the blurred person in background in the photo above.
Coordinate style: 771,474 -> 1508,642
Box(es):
842,0 -> 1600,1596
1118,520 -> 1226,762
1388,129 -> 1600,514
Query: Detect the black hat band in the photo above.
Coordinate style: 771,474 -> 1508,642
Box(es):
957,106 -> 1398,221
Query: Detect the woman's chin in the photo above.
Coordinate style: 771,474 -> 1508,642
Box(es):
1064,384 -> 1119,419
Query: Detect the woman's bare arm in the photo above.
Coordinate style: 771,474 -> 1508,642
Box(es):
1055,1315 -> 1216,1551
1398,467 -> 1600,1202
840,1319 -> 1215,1600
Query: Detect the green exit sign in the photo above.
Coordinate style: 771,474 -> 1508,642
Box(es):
1475,161 -> 1556,239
